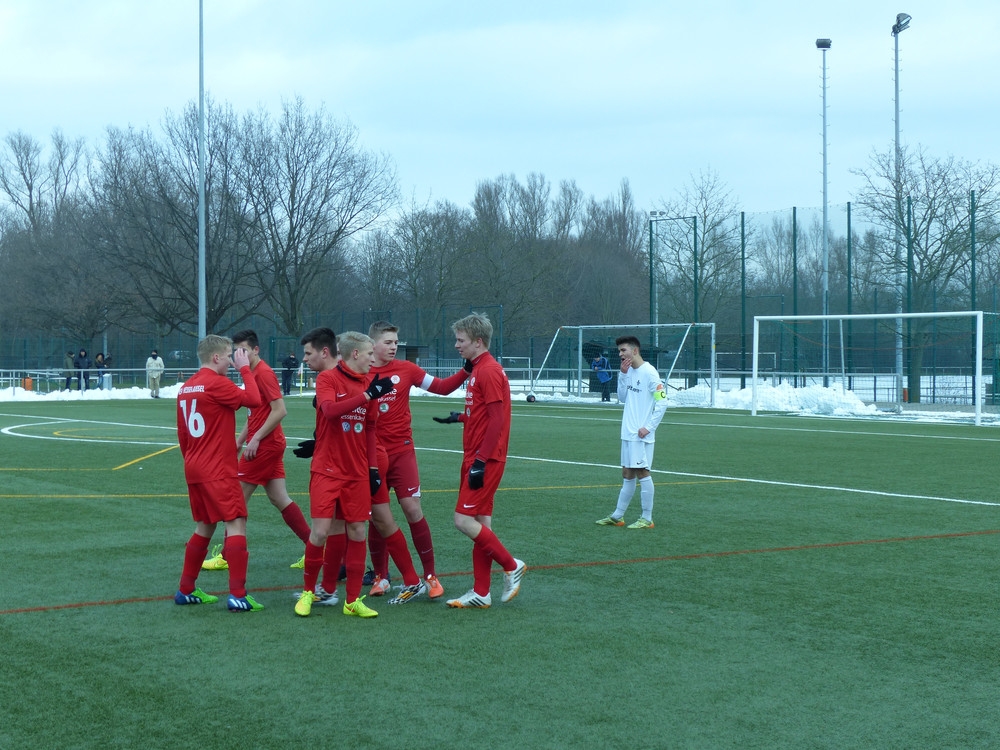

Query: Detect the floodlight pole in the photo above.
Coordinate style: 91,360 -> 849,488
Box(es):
197,0 -> 207,340
817,38 -> 831,387
892,12 -> 911,405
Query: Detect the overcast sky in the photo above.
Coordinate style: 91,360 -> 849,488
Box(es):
2,0 -> 997,217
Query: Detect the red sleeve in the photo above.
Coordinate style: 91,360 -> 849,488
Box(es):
239,366 -> 261,408
319,393 -> 368,420
476,400 -> 504,459
426,368 -> 469,395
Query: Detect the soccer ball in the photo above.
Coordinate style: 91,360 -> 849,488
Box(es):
526,394 -> 536,403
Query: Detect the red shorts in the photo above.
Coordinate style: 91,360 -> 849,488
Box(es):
454,458 -> 505,517
310,472 -> 371,523
237,443 -> 286,486
385,447 -> 421,501
188,478 -> 248,524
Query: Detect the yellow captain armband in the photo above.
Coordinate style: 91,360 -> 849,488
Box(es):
654,384 -> 666,400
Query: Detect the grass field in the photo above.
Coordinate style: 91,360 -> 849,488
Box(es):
2,396 -> 1000,749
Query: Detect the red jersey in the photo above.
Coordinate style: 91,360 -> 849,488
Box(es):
463,352 -> 510,463
312,363 -> 377,481
371,360 -> 468,453
177,365 -> 260,484
244,358 -> 285,449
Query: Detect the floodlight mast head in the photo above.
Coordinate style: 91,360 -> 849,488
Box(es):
815,38 -> 831,49
892,13 -> 911,35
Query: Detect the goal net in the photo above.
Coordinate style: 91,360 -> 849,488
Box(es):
529,323 -> 717,403
751,311 -> 1000,425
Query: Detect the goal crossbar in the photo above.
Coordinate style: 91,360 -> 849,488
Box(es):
751,311 -> 985,424
531,323 -> 717,404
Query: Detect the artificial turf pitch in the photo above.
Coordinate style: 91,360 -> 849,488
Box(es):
1,397 -> 999,748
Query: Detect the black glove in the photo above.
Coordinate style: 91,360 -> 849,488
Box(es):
463,358 -> 473,373
293,439 -> 315,458
468,459 -> 486,490
369,467 -> 382,496
365,375 -> 395,399
433,411 -> 461,424
312,395 -> 317,408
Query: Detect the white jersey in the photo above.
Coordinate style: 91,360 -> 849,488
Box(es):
617,361 -> 667,442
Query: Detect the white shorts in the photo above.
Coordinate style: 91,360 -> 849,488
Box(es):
621,439 -> 655,470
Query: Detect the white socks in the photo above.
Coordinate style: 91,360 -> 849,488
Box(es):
638,475 -> 654,520
613,478 -> 637,518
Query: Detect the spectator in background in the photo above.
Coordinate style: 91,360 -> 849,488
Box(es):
146,349 -> 165,398
94,353 -> 107,390
592,351 -> 612,402
281,351 -> 298,396
74,348 -> 92,391
63,351 -> 75,391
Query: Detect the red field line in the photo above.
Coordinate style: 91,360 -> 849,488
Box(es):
3,528 -> 998,615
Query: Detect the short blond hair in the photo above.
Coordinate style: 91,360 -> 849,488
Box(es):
197,334 -> 232,364
452,313 -> 492,349
337,331 -> 373,358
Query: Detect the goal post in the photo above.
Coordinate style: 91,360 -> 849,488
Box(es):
530,323 -> 717,404
751,311 -> 987,425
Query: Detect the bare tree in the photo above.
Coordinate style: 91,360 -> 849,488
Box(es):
237,97 -> 398,335
85,102 -> 262,335
657,170 -> 742,324
854,146 -> 1000,399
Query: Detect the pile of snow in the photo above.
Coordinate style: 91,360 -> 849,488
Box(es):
0,379 -> 986,424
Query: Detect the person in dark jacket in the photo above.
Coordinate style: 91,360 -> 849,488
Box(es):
74,348 -> 92,391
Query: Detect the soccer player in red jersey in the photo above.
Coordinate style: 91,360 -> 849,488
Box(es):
435,313 -> 526,609
174,334 -> 264,612
293,330 -> 394,619
200,330 -> 312,572
364,321 -> 471,600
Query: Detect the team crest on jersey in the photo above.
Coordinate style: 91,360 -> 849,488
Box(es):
379,402 -> 389,413
390,374 -> 400,384
354,423 -> 364,433
469,377 -> 475,386
342,422 -> 351,432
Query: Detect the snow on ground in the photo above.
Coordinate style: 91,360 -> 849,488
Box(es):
0,378 -> 991,424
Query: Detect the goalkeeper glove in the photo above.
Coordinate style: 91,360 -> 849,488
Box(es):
293,439 -> 315,459
468,458 -> 486,490
463,358 -> 473,373
433,411 -> 461,424
369,467 -> 382,496
365,375 -> 395,399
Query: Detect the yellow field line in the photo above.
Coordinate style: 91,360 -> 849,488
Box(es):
113,445 -> 179,471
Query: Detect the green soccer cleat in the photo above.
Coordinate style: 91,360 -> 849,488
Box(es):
294,590 -> 315,617
595,515 -> 625,527
626,518 -> 655,529
201,544 -> 228,570
175,588 -> 219,605
227,594 -> 263,612
290,555 -> 305,569
343,595 -> 378,618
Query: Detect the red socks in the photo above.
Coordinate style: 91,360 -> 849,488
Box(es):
281,502 -> 312,544
303,540 -> 325,594
179,533 -> 211,594
408,517 -> 435,577
223,535 -> 249,598
384,529 -> 419,586
344,537 -> 367,603
368,528 -> 388,578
